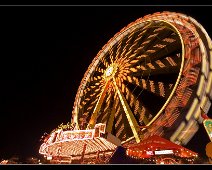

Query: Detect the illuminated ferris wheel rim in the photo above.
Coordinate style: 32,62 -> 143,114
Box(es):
71,11 -> 212,145
72,19 -> 185,127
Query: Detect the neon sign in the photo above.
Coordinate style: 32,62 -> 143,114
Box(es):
154,150 -> 174,155
146,151 -> 154,155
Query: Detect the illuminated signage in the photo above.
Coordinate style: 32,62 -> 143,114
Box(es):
45,123 -> 107,145
146,151 -> 154,155
154,150 -> 174,155
62,129 -> 94,141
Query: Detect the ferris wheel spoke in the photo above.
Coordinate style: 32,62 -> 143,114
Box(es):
100,57 -> 110,68
117,77 -> 171,127
87,77 -> 104,87
136,104 -> 152,126
108,50 -> 114,64
121,29 -> 148,60
125,26 -> 163,58
117,25 -> 157,62
94,66 -> 105,75
115,28 -> 141,61
128,49 -> 181,70
115,77 -> 160,128
121,84 -> 152,126
123,76 -> 174,99
118,30 -> 139,60
146,79 -> 173,99
120,43 -> 133,60
137,26 -> 178,54
133,98 -> 153,127
87,81 -> 111,129
97,91 -> 113,123
114,36 -> 129,60
126,33 -> 180,68
108,43 -> 118,63
129,29 -> 148,47
80,94 -> 99,108
106,93 -> 119,133
146,38 -> 181,62
129,64 -> 180,78
80,83 -> 102,104
112,77 -> 141,143
153,53 -> 181,68
82,82 -> 104,98
79,92 -> 100,119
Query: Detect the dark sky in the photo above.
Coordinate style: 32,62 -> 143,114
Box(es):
0,5 -> 212,161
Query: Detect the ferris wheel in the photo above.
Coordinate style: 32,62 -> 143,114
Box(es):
71,11 -> 212,146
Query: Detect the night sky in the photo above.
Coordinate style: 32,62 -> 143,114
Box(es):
0,5 -> 212,161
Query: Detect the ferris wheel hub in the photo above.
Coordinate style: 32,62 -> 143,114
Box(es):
105,66 -> 114,77
104,64 -> 118,80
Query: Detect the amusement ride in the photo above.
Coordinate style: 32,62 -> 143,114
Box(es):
39,11 -> 212,164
